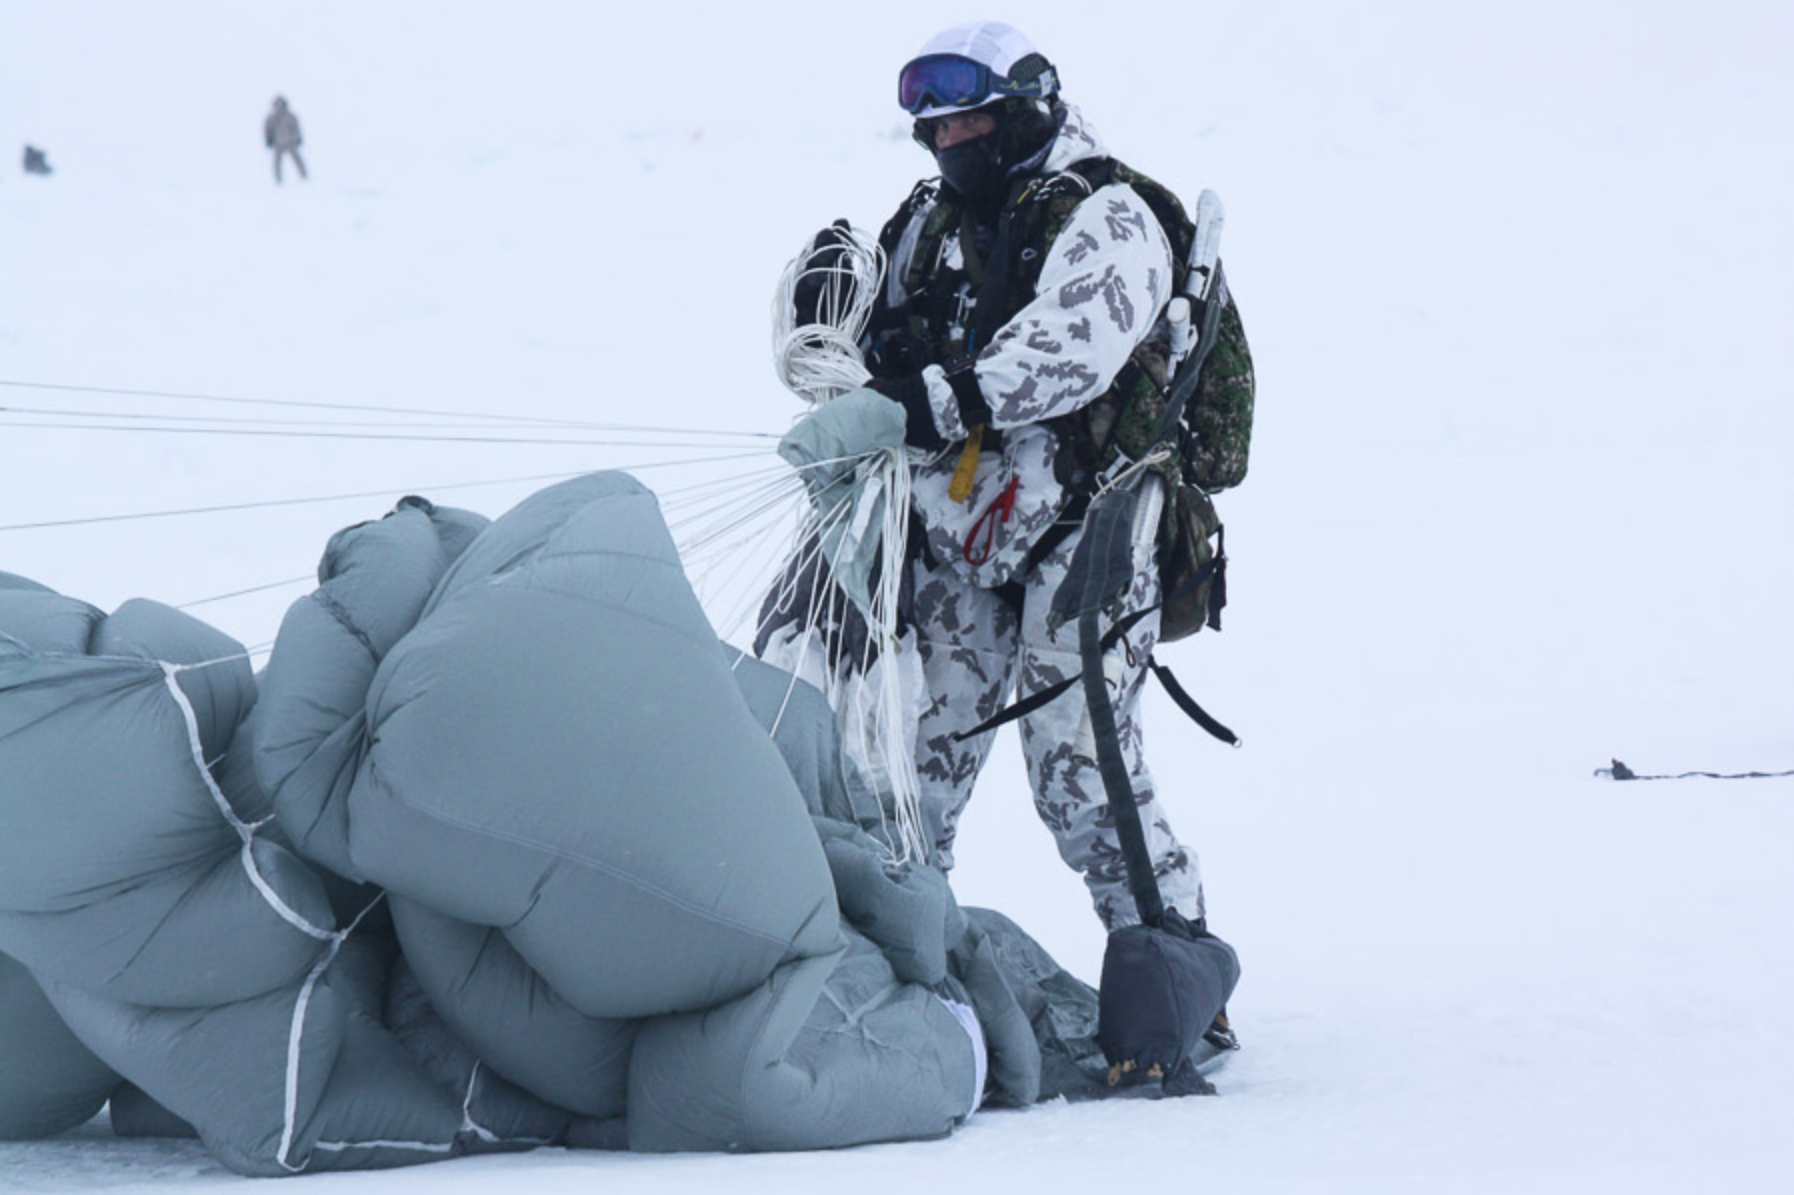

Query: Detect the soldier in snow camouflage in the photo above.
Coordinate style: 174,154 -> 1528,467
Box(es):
264,96 -> 307,185
795,21 -> 1253,929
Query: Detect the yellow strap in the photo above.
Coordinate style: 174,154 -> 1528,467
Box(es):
949,424 -> 985,504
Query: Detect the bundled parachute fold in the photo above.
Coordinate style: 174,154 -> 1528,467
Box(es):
0,474 -> 1123,1172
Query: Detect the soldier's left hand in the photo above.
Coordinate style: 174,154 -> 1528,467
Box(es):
867,373 -> 947,451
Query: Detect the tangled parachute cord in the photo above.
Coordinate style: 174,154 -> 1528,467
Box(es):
770,224 -> 885,405
767,224 -> 928,865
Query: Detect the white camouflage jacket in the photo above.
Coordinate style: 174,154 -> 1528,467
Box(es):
882,104 -> 1175,588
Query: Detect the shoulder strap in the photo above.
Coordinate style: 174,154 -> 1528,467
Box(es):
999,162 -> 1106,302
1066,156 -> 1119,191
1105,161 -> 1197,291
879,179 -> 939,258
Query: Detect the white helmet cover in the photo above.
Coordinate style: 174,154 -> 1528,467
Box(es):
904,21 -> 1053,119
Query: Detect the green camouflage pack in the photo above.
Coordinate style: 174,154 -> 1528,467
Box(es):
1025,161 -> 1255,493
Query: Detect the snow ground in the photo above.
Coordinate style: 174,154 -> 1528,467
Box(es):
3,1 -> 1792,1191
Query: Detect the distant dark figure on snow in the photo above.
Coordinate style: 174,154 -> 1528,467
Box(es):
22,145 -> 51,175
264,96 -> 306,184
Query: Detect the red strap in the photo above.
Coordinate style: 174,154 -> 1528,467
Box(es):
963,476 -> 1021,566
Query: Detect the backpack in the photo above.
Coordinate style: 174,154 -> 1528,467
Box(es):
1019,159 -> 1253,641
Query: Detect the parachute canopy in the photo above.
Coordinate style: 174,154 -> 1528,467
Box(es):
0,473 -> 1130,1175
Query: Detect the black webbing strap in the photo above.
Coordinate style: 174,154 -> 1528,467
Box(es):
950,604 -> 1153,742
953,678 -> 1071,742
1149,662 -> 1239,747
1021,506 -> 1083,574
1076,493 -> 1165,929
953,653 -> 1239,749
967,208 -> 1017,354
952,540 -> 1228,743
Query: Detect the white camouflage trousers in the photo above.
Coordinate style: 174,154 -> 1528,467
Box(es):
909,531 -> 1203,930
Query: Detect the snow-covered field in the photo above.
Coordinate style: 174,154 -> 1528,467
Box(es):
4,1 -> 1792,1190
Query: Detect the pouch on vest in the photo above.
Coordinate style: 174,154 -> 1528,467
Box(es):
1157,481 -> 1224,643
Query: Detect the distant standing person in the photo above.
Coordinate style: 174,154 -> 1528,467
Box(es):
22,145 -> 51,175
264,96 -> 306,184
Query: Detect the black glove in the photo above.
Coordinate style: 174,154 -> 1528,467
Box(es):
867,372 -> 947,451
870,364 -> 996,452
791,218 -> 856,327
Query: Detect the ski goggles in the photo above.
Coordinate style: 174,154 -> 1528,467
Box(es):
897,54 -> 1055,116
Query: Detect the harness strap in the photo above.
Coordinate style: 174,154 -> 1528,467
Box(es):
949,602 -> 1145,742
1074,492 -> 1166,928
1148,662 -> 1239,748
950,636 -> 1237,748
968,207 -> 1018,353
951,542 -> 1230,743
1022,501 -> 1085,574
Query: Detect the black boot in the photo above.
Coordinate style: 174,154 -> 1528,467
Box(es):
1203,1007 -> 1241,1052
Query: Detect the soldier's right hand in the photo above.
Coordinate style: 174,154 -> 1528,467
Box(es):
792,219 -> 857,327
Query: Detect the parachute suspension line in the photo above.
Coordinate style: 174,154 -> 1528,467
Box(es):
748,449 -> 929,866
671,453 -> 888,555
0,377 -> 782,439
667,473 -> 806,548
739,503 -> 840,655
164,651 -> 262,677
770,224 -> 883,406
740,454 -> 893,651
767,486 -> 860,739
848,445 -> 928,866
657,461 -> 795,507
669,473 -> 807,570
734,482 -> 870,653
699,525 -> 798,643
681,487 -> 814,639
0,417 -> 766,450
767,224 -> 929,865
671,451 -> 914,644
0,402 -> 623,434
0,459 -> 777,535
679,484 -> 811,632
174,577 -> 316,610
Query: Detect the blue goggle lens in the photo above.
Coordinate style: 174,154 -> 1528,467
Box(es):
898,56 -> 994,114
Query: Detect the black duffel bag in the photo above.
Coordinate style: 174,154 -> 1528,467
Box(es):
1097,909 -> 1240,1095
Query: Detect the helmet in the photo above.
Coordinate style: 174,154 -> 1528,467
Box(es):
900,23 -> 1064,209
897,21 -> 1058,119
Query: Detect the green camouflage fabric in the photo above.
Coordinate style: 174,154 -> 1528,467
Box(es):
1186,292 -> 1253,490
1027,166 -> 1255,494
887,159 -> 1255,496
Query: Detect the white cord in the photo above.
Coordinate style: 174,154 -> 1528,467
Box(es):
767,225 -> 929,865
770,225 -> 885,406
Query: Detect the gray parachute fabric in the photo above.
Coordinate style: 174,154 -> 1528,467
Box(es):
0,950 -> 119,1139
0,571 -> 467,1174
1,473 -> 1130,1173
256,473 -> 977,1152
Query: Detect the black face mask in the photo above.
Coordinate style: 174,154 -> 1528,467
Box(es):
935,133 -> 1008,215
